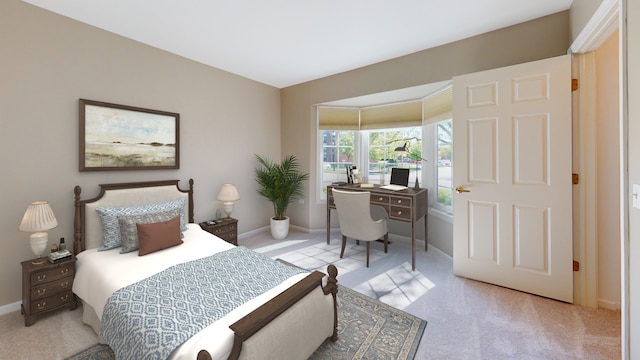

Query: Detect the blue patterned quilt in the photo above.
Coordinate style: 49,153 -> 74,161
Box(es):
100,246 -> 306,360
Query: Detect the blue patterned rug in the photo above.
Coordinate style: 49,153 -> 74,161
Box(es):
66,286 -> 426,360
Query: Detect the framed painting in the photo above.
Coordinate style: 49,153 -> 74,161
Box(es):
79,99 -> 180,171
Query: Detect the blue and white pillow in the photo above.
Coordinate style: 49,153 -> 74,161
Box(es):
96,198 -> 186,251
118,208 -> 182,254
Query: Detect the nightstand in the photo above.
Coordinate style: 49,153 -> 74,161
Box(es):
199,218 -> 238,245
21,257 -> 77,326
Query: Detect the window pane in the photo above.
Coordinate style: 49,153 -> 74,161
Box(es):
436,119 -> 453,213
320,130 -> 355,197
367,127 -> 421,185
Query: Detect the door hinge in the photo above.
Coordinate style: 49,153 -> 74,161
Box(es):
572,78 -> 579,91
572,173 -> 579,184
573,260 -> 580,272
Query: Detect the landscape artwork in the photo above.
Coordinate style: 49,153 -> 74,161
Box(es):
80,99 -> 179,171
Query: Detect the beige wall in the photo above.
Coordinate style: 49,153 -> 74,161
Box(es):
570,0 -> 606,41
595,30 -> 621,309
281,11 -> 571,254
0,0 -> 282,307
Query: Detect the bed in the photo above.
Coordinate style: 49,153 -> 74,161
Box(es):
71,179 -> 338,360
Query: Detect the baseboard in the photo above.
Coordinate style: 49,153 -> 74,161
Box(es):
237,225 -> 269,240
0,301 -> 21,316
598,298 -> 622,311
245,225 -> 451,259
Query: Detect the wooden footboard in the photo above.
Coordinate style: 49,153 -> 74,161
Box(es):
197,265 -> 339,360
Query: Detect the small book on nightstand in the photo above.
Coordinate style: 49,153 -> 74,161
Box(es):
48,249 -> 72,263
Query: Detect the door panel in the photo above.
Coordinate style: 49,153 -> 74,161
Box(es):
453,55 -> 573,303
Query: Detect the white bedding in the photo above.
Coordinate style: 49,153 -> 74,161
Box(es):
73,223 -> 309,360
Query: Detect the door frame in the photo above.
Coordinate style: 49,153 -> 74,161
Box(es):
571,52 -> 599,308
568,0 -> 622,345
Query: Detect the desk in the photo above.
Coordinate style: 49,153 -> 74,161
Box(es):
327,184 -> 428,270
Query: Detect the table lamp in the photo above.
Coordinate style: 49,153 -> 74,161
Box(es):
19,201 -> 58,265
217,184 -> 240,218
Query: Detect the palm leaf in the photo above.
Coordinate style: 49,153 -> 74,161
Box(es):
255,154 -> 309,220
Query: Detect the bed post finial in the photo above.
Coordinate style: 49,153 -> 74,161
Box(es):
74,185 -> 83,255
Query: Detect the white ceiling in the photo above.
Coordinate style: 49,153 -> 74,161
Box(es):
22,0 -> 572,89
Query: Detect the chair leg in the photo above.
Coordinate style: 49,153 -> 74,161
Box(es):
384,233 -> 388,253
366,242 -> 370,267
340,235 -> 347,258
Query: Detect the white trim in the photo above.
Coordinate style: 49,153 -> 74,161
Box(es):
598,298 -> 622,311
620,0 -> 630,358
0,301 -> 21,316
570,0 -> 619,53
237,226 -> 270,240
572,53 -> 599,308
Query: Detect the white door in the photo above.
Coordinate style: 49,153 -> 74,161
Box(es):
452,55 -> 573,303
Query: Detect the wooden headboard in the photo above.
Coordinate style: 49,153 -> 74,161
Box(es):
73,179 -> 194,255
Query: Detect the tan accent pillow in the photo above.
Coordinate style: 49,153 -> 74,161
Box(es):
137,216 -> 183,256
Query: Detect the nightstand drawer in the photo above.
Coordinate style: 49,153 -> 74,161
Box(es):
200,218 -> 239,245
30,263 -> 75,285
30,292 -> 74,315
30,277 -> 73,299
219,230 -> 237,244
211,222 -> 237,235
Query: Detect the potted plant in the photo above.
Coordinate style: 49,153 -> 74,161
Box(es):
254,154 -> 309,240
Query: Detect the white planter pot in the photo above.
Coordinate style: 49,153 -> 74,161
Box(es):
270,216 -> 290,240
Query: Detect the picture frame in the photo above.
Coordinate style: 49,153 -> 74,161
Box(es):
79,99 -> 180,171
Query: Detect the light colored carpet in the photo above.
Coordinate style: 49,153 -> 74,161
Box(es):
0,228 -> 621,359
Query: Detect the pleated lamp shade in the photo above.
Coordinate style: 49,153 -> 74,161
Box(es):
19,201 -> 58,261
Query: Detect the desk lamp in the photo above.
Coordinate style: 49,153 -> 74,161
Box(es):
394,142 -> 427,189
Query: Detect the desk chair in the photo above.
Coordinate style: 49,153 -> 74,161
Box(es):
331,189 -> 388,267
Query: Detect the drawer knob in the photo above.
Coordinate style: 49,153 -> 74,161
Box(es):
60,269 -> 68,275
397,211 -> 402,215
378,197 -> 383,201
397,199 -> 402,204
37,302 -> 46,310
60,294 -> 68,301
37,289 -> 46,296
37,274 -> 46,281
61,281 -> 69,288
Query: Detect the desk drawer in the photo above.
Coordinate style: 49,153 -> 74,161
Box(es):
390,205 -> 412,221
389,196 -> 412,207
371,194 -> 389,205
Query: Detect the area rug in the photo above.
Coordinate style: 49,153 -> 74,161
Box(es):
66,287 -> 426,360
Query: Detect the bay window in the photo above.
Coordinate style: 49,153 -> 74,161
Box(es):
318,85 -> 452,217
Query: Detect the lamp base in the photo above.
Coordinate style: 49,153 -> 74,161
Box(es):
31,256 -> 46,265
414,177 -> 420,189
30,232 -> 49,263
223,202 -> 234,218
